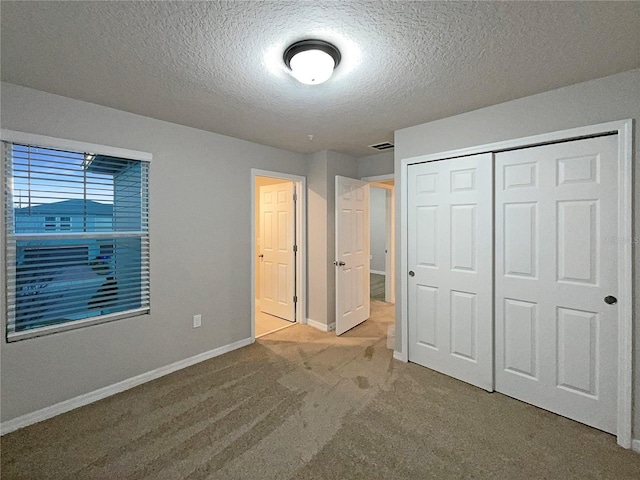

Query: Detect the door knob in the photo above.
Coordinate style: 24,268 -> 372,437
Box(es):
409,270 -> 415,277
604,295 -> 617,305
258,254 -> 264,258
334,261 -> 345,266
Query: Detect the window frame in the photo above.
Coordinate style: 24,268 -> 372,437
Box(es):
1,130 -> 152,341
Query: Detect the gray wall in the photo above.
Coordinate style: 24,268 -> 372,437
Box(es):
0,83 -> 310,422
357,151 -> 394,178
393,68 -> 640,439
369,187 -> 387,273
306,151 -> 329,326
305,150 -> 358,328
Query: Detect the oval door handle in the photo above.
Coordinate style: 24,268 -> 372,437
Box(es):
604,295 -> 617,305
334,261 -> 345,266
409,271 -> 415,277
258,254 -> 264,258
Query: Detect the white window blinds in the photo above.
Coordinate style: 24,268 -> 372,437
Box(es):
3,141 -> 150,341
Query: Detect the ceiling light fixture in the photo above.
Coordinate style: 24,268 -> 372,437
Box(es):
283,39 -> 341,85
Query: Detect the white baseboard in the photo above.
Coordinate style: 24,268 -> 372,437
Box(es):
0,337 -> 253,436
632,439 -> 640,453
371,269 -> 386,276
307,318 -> 335,332
393,350 -> 407,362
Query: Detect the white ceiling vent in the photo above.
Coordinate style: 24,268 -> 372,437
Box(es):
369,142 -> 394,151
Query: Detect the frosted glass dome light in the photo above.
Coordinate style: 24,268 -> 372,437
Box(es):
284,40 -> 341,85
290,49 -> 335,85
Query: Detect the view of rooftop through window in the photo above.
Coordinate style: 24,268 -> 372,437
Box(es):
13,144 -> 114,211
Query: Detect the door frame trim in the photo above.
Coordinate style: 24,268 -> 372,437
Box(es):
251,169 -> 307,340
399,119 -> 633,448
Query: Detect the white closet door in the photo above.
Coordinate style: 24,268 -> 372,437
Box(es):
495,136 -> 618,433
408,154 -> 493,391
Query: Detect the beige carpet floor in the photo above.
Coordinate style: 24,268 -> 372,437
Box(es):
2,301 -> 640,479
370,273 -> 385,301
255,309 -> 294,338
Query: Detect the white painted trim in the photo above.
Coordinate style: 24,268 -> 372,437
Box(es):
393,351 -> 406,362
250,169 -> 308,343
616,119 -> 634,449
402,119 -> 625,166
400,119 -> 634,447
0,337 -> 252,435
307,318 -> 336,332
361,173 -> 395,183
369,182 -> 394,191
0,129 -> 152,162
7,308 -> 150,342
386,186 -> 395,304
631,439 -> 640,454
371,269 -> 386,276
400,147 -> 409,362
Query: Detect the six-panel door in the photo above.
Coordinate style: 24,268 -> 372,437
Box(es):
335,176 -> 370,335
407,153 -> 494,391
259,182 -> 295,322
494,136 -> 618,433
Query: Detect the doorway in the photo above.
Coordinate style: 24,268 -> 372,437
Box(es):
251,170 -> 306,339
336,174 -> 395,350
363,175 -> 395,304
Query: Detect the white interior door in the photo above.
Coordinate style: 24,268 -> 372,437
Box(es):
259,182 -> 295,322
407,154 -> 493,391
495,136 -> 618,433
335,176 -> 370,335
385,186 -> 395,303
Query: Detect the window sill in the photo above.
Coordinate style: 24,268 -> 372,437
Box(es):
6,308 -> 150,342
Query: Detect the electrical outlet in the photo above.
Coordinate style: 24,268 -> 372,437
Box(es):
193,314 -> 202,328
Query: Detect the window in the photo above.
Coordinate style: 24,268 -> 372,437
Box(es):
59,216 -> 71,231
43,216 -> 72,231
3,138 -> 150,341
44,216 -> 56,231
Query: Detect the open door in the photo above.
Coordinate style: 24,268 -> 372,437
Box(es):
335,176 -> 370,335
259,182 -> 295,322
384,186 -> 395,303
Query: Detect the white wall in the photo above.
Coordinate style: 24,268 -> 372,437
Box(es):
357,151 -> 394,178
369,187 -> 386,273
393,68 -> 640,438
0,83 -> 310,422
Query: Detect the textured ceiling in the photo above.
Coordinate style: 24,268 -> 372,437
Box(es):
2,1 -> 640,157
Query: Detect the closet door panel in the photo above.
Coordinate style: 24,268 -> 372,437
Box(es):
408,153 -> 493,391
495,136 -> 618,434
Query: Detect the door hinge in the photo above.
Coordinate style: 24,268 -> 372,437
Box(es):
293,295 -> 298,303
293,192 -> 297,202
293,244 -> 298,253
